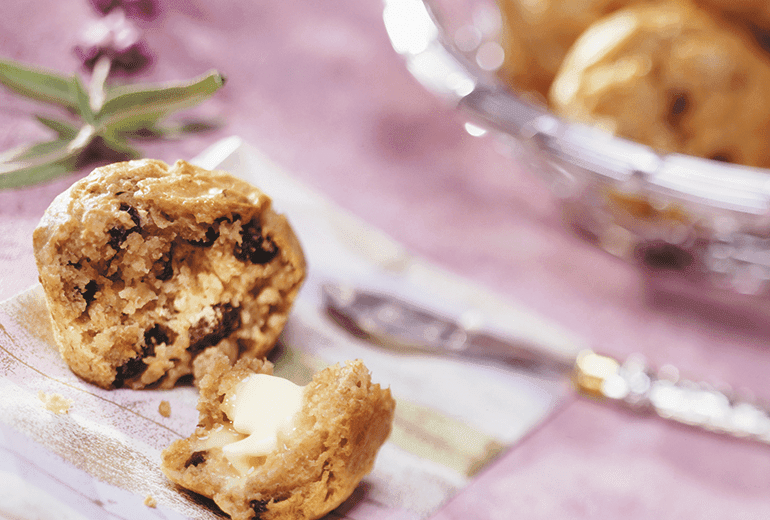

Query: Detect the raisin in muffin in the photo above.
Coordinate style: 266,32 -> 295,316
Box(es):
33,159 -> 306,389
548,1 -> 770,167
161,352 -> 395,520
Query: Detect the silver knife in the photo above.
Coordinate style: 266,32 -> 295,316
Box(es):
322,282 -> 770,445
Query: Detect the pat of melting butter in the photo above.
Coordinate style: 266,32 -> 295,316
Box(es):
220,374 -> 305,472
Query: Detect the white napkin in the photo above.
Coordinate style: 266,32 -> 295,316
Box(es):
0,137 -> 579,520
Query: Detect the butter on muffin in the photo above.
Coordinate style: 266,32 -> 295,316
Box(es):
33,159 -> 306,389
548,1 -> 770,167
161,352 -> 395,520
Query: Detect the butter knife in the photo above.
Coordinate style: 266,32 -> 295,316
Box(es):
322,282 -> 770,445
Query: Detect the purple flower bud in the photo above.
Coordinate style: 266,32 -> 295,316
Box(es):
89,0 -> 118,14
74,9 -> 152,75
89,0 -> 158,20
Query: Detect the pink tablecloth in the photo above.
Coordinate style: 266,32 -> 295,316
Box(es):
2,1 -> 770,518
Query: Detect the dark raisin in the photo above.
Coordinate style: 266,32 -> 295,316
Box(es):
237,338 -> 252,356
107,226 -> 130,250
234,220 -> 278,264
154,247 -> 174,281
113,324 -> 172,388
188,303 -> 241,353
710,153 -> 733,163
144,323 -> 170,348
666,90 -> 689,129
80,280 -> 98,304
113,356 -> 146,388
185,451 -> 207,468
108,203 -> 142,250
250,499 -> 269,519
120,203 -> 141,227
638,243 -> 693,271
175,373 -> 194,386
187,226 -> 220,248
754,24 -> 770,53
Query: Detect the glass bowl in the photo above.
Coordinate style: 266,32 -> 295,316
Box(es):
382,0 -> 770,307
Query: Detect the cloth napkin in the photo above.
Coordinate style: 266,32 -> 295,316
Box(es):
0,137 -> 584,519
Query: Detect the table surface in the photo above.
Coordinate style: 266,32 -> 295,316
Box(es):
2,1 -> 770,518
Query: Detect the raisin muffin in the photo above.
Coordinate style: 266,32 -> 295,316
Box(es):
496,0 -> 770,100
548,1 -> 770,167
33,159 -> 306,389
496,0 -> 652,99
161,352 -> 396,520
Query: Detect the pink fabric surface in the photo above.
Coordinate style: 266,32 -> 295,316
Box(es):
2,0 -> 770,518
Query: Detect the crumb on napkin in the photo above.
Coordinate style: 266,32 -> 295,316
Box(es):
38,391 -> 73,414
158,400 -> 171,418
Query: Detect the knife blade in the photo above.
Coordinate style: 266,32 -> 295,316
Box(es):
322,282 -> 770,445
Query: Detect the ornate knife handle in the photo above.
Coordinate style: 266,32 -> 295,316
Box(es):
575,351 -> 770,443
323,282 -> 770,444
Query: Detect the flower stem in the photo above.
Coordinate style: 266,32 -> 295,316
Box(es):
89,55 -> 112,113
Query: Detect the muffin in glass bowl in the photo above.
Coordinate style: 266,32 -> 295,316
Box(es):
383,0 -> 770,307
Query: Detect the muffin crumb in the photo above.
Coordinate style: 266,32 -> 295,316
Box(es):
38,391 -> 72,414
158,400 -> 171,418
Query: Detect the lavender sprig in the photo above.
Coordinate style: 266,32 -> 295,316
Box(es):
0,59 -> 225,189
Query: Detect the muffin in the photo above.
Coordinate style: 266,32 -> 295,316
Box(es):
33,159 -> 306,389
161,352 -> 396,520
496,0 -> 652,99
548,1 -> 770,167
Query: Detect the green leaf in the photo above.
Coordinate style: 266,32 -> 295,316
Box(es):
97,70 -> 225,129
35,115 -> 79,139
158,117 -> 224,137
0,138 -> 72,163
0,142 -> 80,189
122,117 -> 224,140
70,75 -> 96,125
0,158 -> 76,189
100,129 -> 143,159
0,58 -> 80,111
103,108 -> 167,134
0,125 -> 95,189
